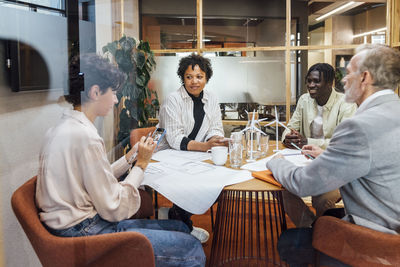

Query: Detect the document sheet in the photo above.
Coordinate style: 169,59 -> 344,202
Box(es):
241,148 -> 312,171
142,149 -> 252,214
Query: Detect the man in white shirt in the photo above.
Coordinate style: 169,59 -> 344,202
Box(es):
36,54 -> 206,267
281,63 -> 356,227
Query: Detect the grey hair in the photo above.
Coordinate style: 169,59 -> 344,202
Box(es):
355,44 -> 400,90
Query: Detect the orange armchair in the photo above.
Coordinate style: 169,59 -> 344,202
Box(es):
312,216 -> 400,266
11,177 -> 155,267
130,127 -> 156,145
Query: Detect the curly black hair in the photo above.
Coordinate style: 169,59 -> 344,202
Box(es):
305,63 -> 335,85
177,53 -> 213,84
65,53 -> 125,107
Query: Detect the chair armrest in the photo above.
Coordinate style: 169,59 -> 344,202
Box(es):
41,232 -> 155,267
312,216 -> 400,267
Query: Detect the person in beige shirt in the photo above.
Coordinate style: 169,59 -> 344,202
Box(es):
36,54 -> 206,267
281,63 -> 356,227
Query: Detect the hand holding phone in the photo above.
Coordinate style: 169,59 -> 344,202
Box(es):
151,128 -> 166,148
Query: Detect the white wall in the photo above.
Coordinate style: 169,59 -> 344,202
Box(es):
0,88 -> 66,267
152,55 -> 288,106
0,6 -> 68,267
0,0 -> 140,266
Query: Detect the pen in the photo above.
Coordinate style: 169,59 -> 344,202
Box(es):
145,131 -> 152,141
290,142 -> 315,160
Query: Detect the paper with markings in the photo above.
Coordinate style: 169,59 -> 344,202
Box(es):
142,158 -> 252,214
151,149 -> 211,165
241,148 -> 312,171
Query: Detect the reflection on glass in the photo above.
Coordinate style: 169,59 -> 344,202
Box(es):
141,15 -> 197,50
292,0 -> 387,46
203,0 -> 286,48
152,51 -> 287,105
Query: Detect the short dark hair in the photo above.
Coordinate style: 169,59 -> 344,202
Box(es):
305,63 -> 335,85
65,53 -> 125,107
177,53 -> 213,84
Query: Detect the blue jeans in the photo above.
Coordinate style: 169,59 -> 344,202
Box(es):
278,228 -> 350,267
47,214 -> 206,267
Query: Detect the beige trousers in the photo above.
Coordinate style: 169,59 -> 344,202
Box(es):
282,189 -> 341,228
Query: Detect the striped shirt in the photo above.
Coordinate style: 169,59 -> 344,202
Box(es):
158,85 -> 224,150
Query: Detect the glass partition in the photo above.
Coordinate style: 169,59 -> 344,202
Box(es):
203,0 -> 287,48
151,51 -> 290,121
140,0 -> 197,50
293,0 -> 387,46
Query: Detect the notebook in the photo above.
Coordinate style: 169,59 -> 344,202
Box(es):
251,170 -> 283,188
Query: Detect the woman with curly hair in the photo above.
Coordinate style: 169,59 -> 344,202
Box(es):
158,53 -> 227,244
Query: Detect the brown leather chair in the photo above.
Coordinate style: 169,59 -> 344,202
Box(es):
11,177 -> 155,267
130,126 -> 156,146
312,216 -> 400,266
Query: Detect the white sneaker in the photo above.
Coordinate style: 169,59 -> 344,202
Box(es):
158,207 -> 170,220
191,226 -> 209,243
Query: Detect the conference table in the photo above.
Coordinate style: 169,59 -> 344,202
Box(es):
209,141 -> 288,267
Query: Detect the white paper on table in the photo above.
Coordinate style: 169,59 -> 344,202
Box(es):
240,149 -> 312,171
152,149 -> 211,165
142,161 -> 253,214
279,148 -> 302,156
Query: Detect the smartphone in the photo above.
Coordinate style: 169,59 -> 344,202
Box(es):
151,128 -> 166,147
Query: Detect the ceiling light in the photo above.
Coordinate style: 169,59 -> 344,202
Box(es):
353,27 -> 387,38
316,1 -> 356,21
186,39 -> 211,42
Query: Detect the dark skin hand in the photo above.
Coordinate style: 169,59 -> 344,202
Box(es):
283,128 -> 308,148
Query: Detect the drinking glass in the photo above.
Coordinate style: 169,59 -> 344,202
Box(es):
229,132 -> 243,168
259,134 -> 270,157
246,130 -> 261,161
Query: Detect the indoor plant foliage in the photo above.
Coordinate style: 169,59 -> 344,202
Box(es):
103,36 -> 158,147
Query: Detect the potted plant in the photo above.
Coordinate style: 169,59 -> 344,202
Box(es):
103,35 -> 159,149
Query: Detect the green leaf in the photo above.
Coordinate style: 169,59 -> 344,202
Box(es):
124,98 -> 134,111
152,98 -> 160,107
120,36 -> 135,53
123,83 -> 133,98
135,51 -> 146,69
148,55 -> 156,67
136,75 -> 146,87
104,41 -> 118,56
131,105 -> 139,121
138,41 -> 151,53
115,50 -> 133,73
108,36 -> 158,133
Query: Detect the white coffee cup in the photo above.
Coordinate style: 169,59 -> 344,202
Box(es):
211,146 -> 228,166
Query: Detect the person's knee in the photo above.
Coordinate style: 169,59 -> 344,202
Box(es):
312,191 -> 340,216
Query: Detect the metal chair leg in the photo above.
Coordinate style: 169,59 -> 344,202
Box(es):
210,205 -> 214,231
154,190 -> 158,219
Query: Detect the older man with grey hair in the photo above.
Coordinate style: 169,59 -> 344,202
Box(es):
267,44 -> 400,266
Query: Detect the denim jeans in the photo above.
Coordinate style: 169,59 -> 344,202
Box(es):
48,214 -> 206,267
169,204 -> 194,231
278,228 -> 350,267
